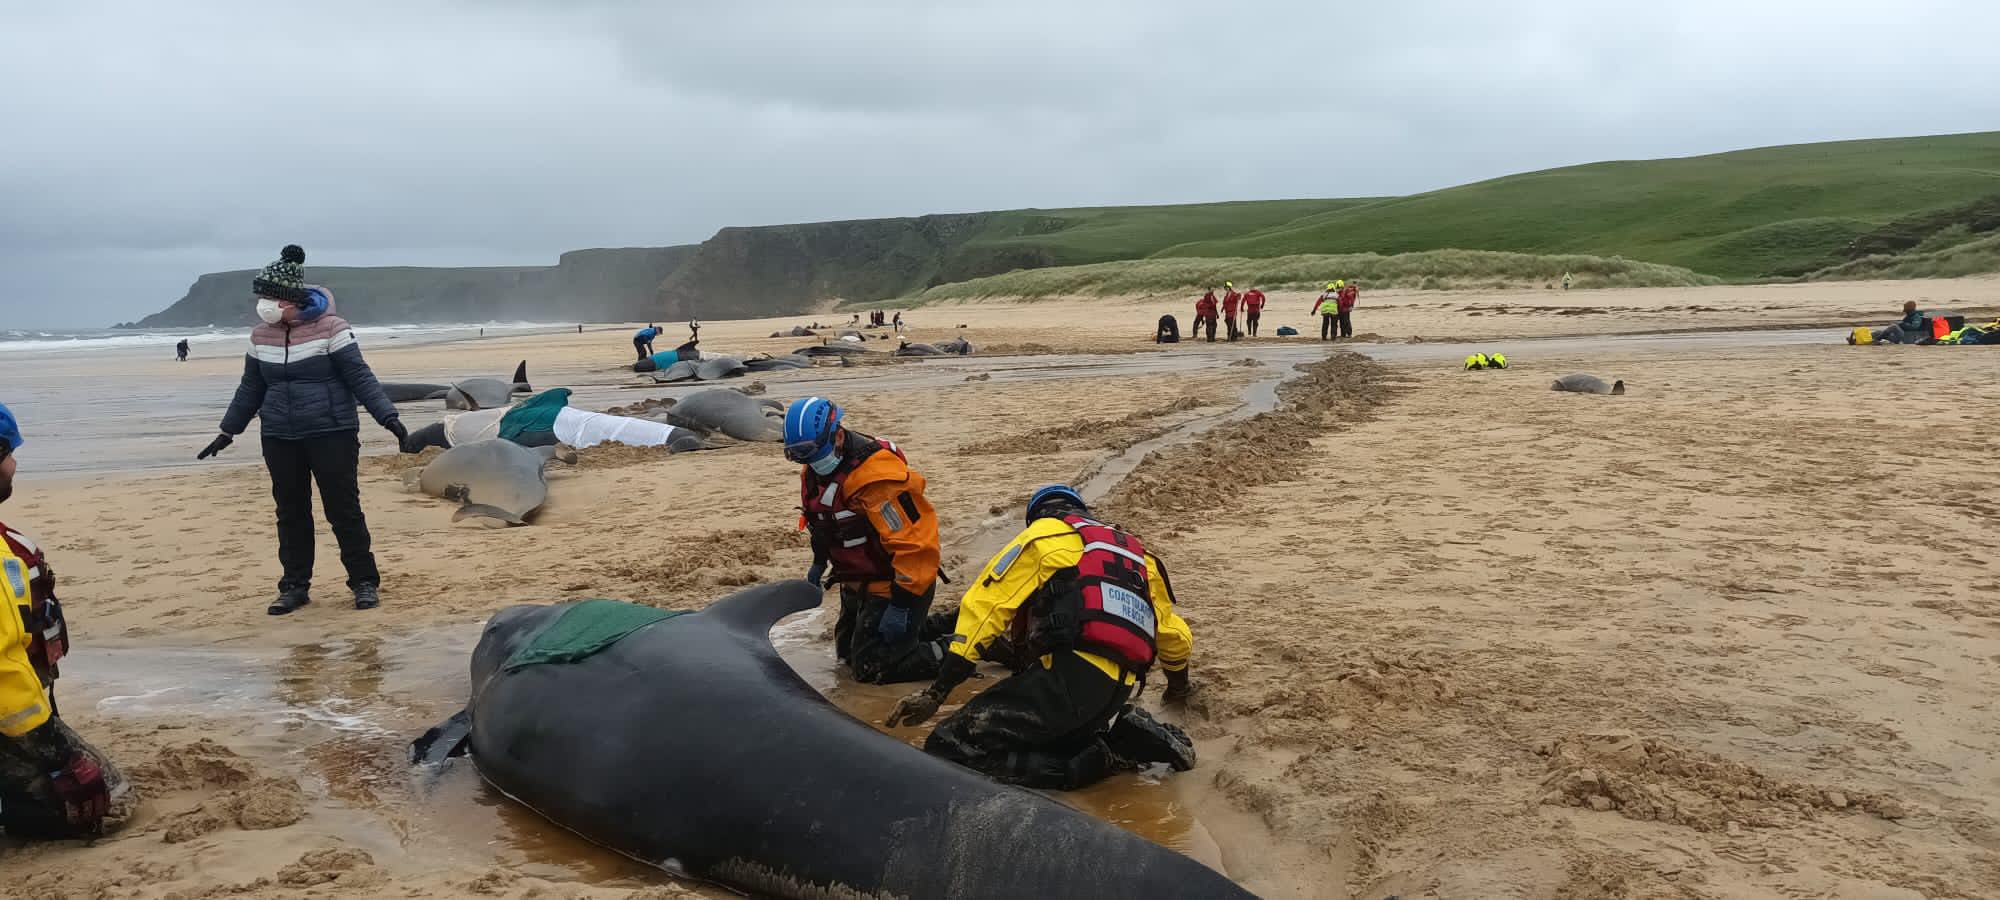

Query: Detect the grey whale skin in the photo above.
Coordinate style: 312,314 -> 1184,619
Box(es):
436,580 -> 1253,900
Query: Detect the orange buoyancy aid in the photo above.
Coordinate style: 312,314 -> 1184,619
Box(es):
800,433 -> 907,583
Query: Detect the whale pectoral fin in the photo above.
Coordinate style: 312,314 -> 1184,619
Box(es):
454,503 -> 526,526
705,580 -> 825,636
410,708 -> 473,765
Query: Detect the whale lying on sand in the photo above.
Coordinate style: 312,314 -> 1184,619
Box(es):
1550,374 -> 1625,395
383,362 -> 532,408
794,343 -> 874,358
742,353 -> 815,372
665,389 -> 785,442
412,582 -> 1251,900
407,439 -> 570,525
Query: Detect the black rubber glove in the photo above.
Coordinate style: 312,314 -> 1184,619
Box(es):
877,605 -> 914,643
52,752 -> 110,829
886,688 -> 943,728
197,434 -> 233,460
1162,668 -> 1195,705
384,418 -> 409,445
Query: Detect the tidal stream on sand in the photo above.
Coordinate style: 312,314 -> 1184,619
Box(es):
44,328 -> 1854,894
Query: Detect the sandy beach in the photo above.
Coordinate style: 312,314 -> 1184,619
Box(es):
5,277 -> 2000,899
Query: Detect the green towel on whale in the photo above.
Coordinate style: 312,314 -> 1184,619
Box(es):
498,388 -> 571,442
503,598 -> 686,672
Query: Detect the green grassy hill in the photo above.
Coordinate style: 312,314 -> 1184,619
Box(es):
1159,132 -> 2000,280
653,199 -> 1365,318
913,250 -> 1713,303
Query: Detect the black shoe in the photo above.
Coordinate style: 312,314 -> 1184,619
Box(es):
268,587 -> 311,616
353,583 -> 380,610
1106,706 -> 1197,771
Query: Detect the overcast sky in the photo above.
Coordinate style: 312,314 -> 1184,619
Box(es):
2,1 -> 1994,328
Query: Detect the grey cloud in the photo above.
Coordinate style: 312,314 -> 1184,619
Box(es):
2,0 -> 1997,328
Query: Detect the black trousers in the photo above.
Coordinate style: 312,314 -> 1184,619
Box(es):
263,433 -> 379,592
1224,314 -> 1240,341
633,337 -> 654,360
0,720 -> 119,839
834,584 -> 943,684
1245,311 -> 1260,336
925,651 -> 1132,790
1321,314 -> 1338,340
1337,310 -> 1353,338
1198,315 -> 1217,342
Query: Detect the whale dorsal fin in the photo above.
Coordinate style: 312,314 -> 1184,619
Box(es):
705,580 -> 824,635
511,360 -> 529,387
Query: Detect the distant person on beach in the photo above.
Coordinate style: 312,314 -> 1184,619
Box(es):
1562,272 -> 1572,291
1311,282 -> 1341,341
1194,290 -> 1219,342
1337,281 -> 1359,338
1243,287 -> 1267,336
1155,314 -> 1181,343
197,245 -> 406,616
688,318 -> 701,340
633,324 -> 661,361
1222,282 -> 1242,341
0,401 -> 121,839
893,311 -> 904,332
175,339 -> 189,362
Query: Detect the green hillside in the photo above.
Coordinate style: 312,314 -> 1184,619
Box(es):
653,199 -> 1365,318
915,250 -> 1713,303
1159,132 -> 2000,280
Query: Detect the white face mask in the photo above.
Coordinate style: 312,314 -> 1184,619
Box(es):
255,298 -> 283,324
808,450 -> 841,476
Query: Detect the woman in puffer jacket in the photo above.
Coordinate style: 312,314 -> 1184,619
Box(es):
197,245 -> 407,615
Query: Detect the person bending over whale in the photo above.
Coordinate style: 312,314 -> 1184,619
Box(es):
0,403 -> 121,839
888,484 -> 1198,790
786,397 -> 946,684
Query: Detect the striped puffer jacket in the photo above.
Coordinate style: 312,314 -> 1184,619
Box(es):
219,291 -> 399,440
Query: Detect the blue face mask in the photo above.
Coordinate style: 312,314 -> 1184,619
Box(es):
808,449 -> 841,476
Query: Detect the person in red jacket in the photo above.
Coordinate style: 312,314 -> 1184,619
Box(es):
1336,281 -> 1359,338
1242,287 -> 1267,336
1220,282 -> 1242,341
1193,291 -> 1219,343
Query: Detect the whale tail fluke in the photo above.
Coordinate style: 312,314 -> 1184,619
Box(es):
411,708 -> 473,766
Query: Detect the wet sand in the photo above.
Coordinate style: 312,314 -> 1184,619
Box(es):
6,277 -> 2000,898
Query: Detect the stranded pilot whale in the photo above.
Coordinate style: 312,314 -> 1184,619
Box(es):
413,581 -> 1250,900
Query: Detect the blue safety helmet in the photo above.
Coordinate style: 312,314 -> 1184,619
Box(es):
0,401 -> 20,458
783,397 -> 844,465
1025,484 -> 1086,525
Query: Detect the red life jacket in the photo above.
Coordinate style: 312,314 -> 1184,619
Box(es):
1054,515 -> 1157,672
1195,295 -> 1218,318
2,522 -> 68,686
1244,290 -> 1266,312
800,434 -> 905,583
1222,291 -> 1241,314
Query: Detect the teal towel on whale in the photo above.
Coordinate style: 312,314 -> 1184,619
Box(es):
498,388 -> 571,442
503,599 -> 686,672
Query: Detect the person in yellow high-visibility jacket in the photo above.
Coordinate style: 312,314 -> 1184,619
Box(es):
0,401 -> 117,838
888,485 -> 1196,790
